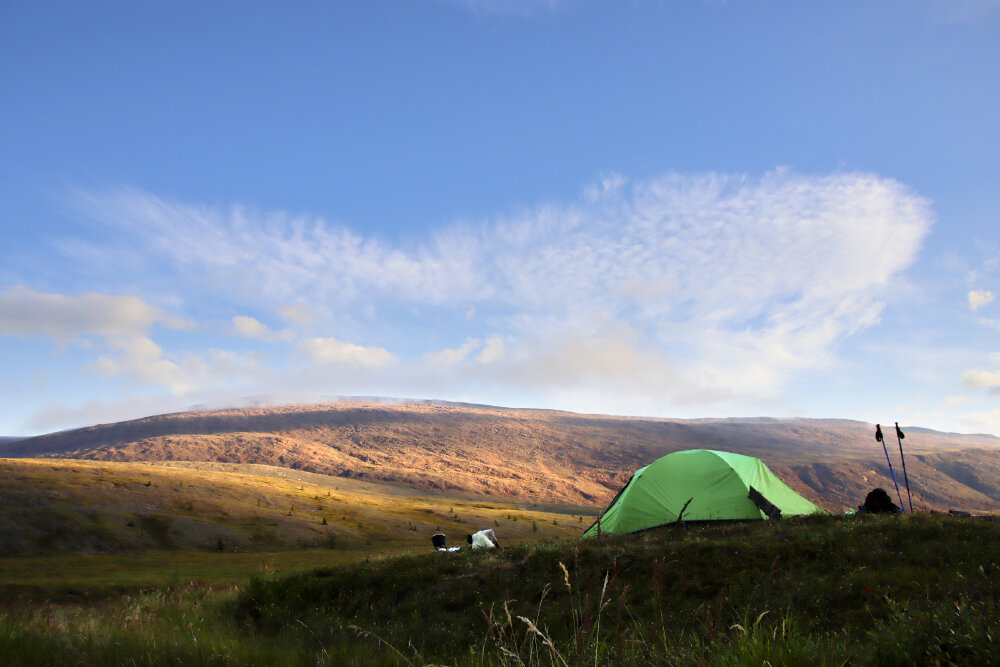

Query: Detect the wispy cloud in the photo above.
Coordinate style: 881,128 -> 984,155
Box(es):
278,303 -> 317,325
61,168 -> 931,410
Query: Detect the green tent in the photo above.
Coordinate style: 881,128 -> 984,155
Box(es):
581,449 -> 824,537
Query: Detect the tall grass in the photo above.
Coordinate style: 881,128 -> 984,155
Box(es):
0,586 -> 321,666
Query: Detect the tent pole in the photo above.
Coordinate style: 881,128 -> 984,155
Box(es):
875,424 -> 906,513
895,422 -> 913,513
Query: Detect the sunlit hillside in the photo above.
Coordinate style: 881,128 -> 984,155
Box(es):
0,458 -> 589,556
5,400 -> 1000,513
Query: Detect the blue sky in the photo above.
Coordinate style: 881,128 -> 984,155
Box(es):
2,0 -> 999,437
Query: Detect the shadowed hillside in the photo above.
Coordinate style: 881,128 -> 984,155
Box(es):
5,400 -> 1000,513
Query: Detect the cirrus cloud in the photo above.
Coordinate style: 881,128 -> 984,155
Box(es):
66,168 -> 932,406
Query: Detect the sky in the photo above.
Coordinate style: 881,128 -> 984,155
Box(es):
1,0 -> 999,437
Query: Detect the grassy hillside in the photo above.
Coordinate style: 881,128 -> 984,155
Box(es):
0,458 -> 591,557
1,513 -> 997,665
6,400 -> 1000,512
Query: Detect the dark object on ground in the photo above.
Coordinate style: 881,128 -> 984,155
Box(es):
857,488 -> 902,514
431,533 -> 447,549
949,509 -> 972,517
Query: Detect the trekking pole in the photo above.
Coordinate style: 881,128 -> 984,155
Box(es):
895,422 -> 913,513
875,424 -> 905,512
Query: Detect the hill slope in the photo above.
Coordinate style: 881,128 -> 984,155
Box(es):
0,458 -> 587,556
5,400 -> 1000,512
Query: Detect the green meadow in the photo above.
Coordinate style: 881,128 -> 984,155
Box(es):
3,513 -> 998,665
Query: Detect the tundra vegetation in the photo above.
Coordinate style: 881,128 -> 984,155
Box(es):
2,512 -> 998,665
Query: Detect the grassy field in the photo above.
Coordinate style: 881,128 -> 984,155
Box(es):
0,549 -> 410,599
2,512 -> 998,665
0,458 -> 593,556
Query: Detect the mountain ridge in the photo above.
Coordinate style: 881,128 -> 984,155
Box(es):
5,399 -> 1000,512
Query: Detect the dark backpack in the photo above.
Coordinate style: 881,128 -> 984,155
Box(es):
859,488 -> 901,514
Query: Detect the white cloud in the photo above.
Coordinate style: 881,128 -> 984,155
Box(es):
88,337 -> 196,394
969,290 -> 995,311
230,315 -> 295,342
423,338 -> 482,366
476,336 -> 505,364
962,368 -> 1000,392
0,287 -> 276,400
298,337 -> 395,368
70,188 -> 482,308
85,337 -> 262,395
0,286 -> 182,340
69,169 -> 932,405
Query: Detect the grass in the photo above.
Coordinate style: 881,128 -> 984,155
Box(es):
0,458 -> 589,556
0,548 -> 414,601
2,512 -> 999,665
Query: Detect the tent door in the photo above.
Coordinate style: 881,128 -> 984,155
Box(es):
748,486 -> 782,520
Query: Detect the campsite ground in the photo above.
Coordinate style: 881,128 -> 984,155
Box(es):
2,512 -> 997,665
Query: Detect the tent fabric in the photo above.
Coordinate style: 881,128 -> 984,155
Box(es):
581,449 -> 824,537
